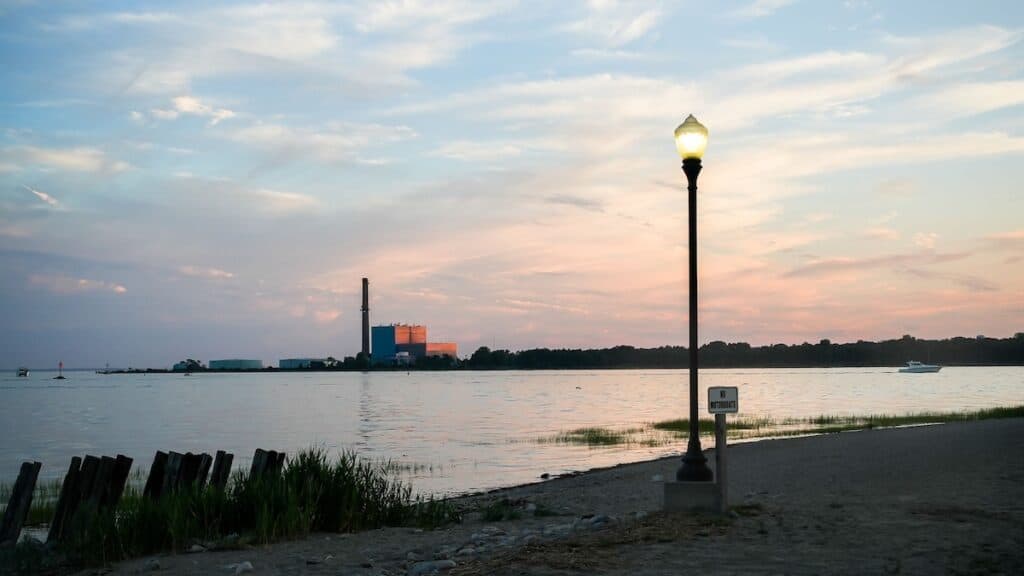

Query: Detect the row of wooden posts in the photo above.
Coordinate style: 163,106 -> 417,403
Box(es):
0,448 -> 286,547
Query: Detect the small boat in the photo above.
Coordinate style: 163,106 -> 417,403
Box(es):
17,367 -> 28,377
899,361 -> 941,373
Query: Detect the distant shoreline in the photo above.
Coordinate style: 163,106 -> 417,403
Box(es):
72,361 -> 1024,374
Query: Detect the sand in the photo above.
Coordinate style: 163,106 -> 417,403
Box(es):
99,418 -> 1024,575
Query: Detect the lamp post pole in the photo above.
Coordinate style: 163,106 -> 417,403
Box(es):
675,115 -> 713,482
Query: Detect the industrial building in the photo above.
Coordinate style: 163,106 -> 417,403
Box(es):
209,359 -> 263,370
371,324 -> 457,364
279,358 -> 326,369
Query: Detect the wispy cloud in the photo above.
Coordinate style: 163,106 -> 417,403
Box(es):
29,274 -> 127,295
785,251 -> 968,278
728,0 -> 797,19
150,95 -> 235,125
23,184 -> 59,207
1,146 -> 130,174
178,265 -> 235,279
911,80 -> 1024,118
226,121 -> 415,165
863,227 -> 900,241
565,1 -> 663,47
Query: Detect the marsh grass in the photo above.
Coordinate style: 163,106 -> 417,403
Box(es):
23,448 -> 459,568
536,405 -> 1024,447
481,499 -> 521,522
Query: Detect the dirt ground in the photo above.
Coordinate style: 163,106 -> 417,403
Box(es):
95,418 -> 1024,575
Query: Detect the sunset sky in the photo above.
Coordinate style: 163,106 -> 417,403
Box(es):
1,0 -> 1022,368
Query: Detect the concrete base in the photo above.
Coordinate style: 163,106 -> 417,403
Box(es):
664,481 -> 721,513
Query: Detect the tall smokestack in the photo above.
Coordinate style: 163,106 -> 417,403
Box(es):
361,278 -> 370,357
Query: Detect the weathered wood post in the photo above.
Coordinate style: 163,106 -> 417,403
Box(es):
0,461 -> 42,546
196,453 -> 213,487
250,449 -> 269,478
143,451 -> 168,499
77,456 -> 100,504
106,455 -> 134,508
210,451 -> 233,489
87,456 -> 116,507
48,457 -> 82,543
161,451 -> 184,494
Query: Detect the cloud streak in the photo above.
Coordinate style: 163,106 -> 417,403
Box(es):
23,185 -> 59,207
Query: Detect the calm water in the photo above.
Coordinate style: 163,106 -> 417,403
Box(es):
2,368 -> 1022,495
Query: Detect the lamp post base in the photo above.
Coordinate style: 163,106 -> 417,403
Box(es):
676,450 -> 713,482
664,480 -> 720,513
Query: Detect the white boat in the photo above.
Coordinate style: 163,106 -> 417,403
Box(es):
17,367 -> 28,377
899,361 -> 941,373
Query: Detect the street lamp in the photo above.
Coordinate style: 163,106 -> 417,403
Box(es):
674,114 -> 713,482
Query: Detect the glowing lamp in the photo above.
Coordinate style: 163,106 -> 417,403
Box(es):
674,114 -> 709,160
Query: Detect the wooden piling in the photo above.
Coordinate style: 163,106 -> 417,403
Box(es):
250,449 -> 268,478
48,456 -> 82,543
179,452 -> 201,487
196,453 -> 213,487
210,451 -> 233,489
87,456 -> 116,506
143,451 -> 168,499
77,456 -> 101,504
106,455 -> 133,508
0,461 -> 42,546
162,452 -> 184,494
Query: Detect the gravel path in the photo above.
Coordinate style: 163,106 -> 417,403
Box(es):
100,418 -> 1024,575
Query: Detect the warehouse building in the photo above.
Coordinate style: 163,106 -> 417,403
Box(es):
279,358 -> 326,369
209,359 -> 263,370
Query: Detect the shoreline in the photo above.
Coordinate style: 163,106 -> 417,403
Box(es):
94,418 -> 1023,575
33,362 -> 1024,374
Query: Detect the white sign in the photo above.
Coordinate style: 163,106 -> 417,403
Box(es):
708,386 -> 739,414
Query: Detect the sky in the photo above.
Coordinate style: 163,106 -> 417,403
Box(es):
1,0 -> 1023,368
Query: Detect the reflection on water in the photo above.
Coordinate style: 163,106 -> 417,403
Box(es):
1,367 -> 1021,495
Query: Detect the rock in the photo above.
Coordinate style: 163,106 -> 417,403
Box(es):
481,526 -> 506,536
143,558 -> 161,571
408,559 -> 457,576
634,511 -> 649,520
188,544 -> 206,553
540,473 -> 550,479
456,547 -> 476,557
651,474 -> 664,482
407,551 -> 423,562
434,546 -> 455,560
525,503 -> 537,513
543,523 -> 571,536
226,561 -> 253,575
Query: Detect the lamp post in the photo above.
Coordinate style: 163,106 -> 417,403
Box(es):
674,114 -> 713,482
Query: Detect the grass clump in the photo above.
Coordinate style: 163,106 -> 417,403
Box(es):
535,405 -> 1024,448
548,427 -> 634,446
480,499 -> 521,522
50,448 -> 459,568
652,417 -> 772,434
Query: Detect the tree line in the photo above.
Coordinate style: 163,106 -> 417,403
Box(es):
462,333 -> 1024,369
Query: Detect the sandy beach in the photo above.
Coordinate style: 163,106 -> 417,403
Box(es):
99,418 -> 1024,575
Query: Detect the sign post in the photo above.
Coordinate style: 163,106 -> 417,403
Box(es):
708,386 -> 738,513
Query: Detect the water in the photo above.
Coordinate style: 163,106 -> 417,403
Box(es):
1,367 -> 1022,495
